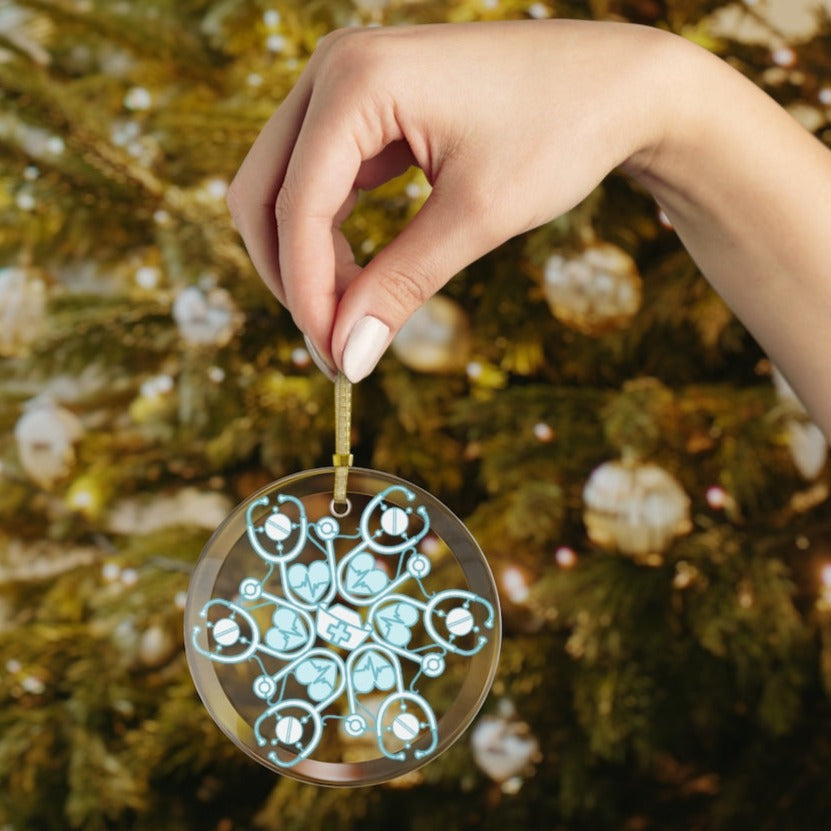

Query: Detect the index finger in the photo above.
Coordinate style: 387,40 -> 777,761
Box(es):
274,82 -> 373,354
226,70 -> 314,306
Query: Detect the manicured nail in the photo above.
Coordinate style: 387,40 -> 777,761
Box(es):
342,316 -> 390,383
303,335 -> 337,382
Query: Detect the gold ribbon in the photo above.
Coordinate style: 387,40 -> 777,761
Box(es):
332,372 -> 352,508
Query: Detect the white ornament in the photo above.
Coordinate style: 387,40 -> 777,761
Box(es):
582,459 -> 691,558
501,566 -> 530,604
527,3 -> 552,19
123,86 -> 152,111
134,265 -> 161,289
471,714 -> 540,784
15,190 -> 36,211
265,33 -> 286,53
0,266 -> 47,356
14,398 -> 83,489
45,135 -> 64,155
771,365 -> 828,480
543,242 -> 642,335
391,294 -> 471,373
107,487 -> 233,535
138,625 -> 176,668
787,420 -> 827,480
172,285 -> 242,347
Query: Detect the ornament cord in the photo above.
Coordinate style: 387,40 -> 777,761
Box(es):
332,372 -> 353,509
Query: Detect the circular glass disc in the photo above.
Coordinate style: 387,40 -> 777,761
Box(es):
185,467 -> 501,786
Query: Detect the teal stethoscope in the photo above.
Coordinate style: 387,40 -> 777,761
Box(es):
191,482 -> 496,769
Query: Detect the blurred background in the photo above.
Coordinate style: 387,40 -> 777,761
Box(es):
1,0 -> 831,829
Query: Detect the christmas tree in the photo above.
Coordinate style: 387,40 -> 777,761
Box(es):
2,0 -> 831,828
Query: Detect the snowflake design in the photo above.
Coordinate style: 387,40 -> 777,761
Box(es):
190,483 -> 496,770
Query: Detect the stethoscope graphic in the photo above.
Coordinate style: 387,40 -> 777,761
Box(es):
191,484 -> 494,768
245,486 -> 433,611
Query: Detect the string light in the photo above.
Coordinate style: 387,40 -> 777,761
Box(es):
533,422 -> 554,442
771,47 -> 796,68
706,485 -> 728,510
554,546 -> 577,569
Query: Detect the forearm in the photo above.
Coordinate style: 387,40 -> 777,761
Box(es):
627,36 -> 831,437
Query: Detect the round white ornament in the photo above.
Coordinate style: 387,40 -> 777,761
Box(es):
786,420 -> 827,481
771,366 -> 828,480
470,713 -> 540,784
186,467 -> 500,786
543,242 -> 642,335
172,285 -> 242,347
138,624 -> 176,668
391,294 -> 471,373
0,266 -> 47,356
582,459 -> 691,559
14,398 -> 83,489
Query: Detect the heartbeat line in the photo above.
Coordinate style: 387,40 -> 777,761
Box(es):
362,654 -> 386,683
350,565 -> 374,593
274,617 -> 306,648
297,571 -> 328,598
310,659 -> 334,686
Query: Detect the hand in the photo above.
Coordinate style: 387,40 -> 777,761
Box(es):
226,19 -> 677,382
228,18 -> 831,445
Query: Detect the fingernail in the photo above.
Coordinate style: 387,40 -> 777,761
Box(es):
342,316 -> 390,383
303,335 -> 337,382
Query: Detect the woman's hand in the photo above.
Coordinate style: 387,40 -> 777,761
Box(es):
228,18 -> 831,445
226,19 -> 677,381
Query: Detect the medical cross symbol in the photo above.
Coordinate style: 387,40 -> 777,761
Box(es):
325,618 -> 354,648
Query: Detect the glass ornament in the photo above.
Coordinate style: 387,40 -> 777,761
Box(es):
772,365 -> 828,480
172,285 -> 242,347
14,397 -> 83,489
543,242 -> 642,335
582,459 -> 691,561
391,294 -> 471,373
185,466 -> 500,786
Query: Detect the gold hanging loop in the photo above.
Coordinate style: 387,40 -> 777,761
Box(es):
332,372 -> 353,511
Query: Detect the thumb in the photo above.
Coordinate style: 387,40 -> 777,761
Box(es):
332,185 -> 497,383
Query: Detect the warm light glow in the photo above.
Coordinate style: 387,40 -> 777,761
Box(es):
771,46 -> 796,68
501,567 -> 530,603
821,563 -> 831,590
706,486 -> 728,510
555,546 -> 577,569
533,422 -> 554,443
67,475 -> 105,517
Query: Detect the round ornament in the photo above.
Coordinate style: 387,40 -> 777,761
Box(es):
172,285 -> 242,347
772,366 -> 828,480
470,705 -> 540,785
185,467 -> 500,786
582,459 -> 691,561
391,294 -> 471,373
0,266 -> 47,357
14,397 -> 83,489
543,242 -> 642,335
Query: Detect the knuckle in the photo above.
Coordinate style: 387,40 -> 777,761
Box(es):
274,181 -> 298,226
379,261 -> 430,317
316,28 -> 390,89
